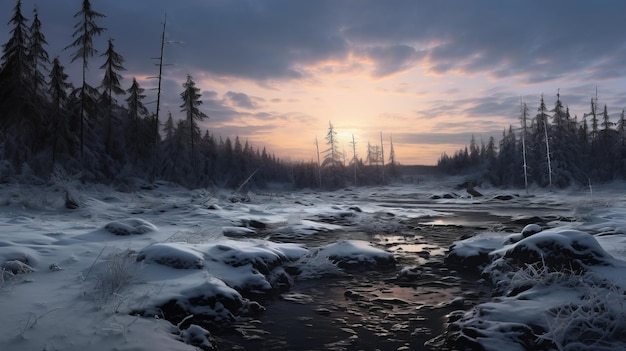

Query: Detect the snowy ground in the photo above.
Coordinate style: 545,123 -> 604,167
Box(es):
0,176 -> 625,350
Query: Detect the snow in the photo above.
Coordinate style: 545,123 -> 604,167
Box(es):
1,178 -> 626,350
445,185 -> 626,350
316,240 -> 395,266
0,181 -> 411,350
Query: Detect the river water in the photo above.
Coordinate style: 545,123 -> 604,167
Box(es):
210,188 -> 574,350
213,216 -> 520,350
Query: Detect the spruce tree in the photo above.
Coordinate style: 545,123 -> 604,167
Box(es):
323,121 -> 342,167
48,57 -> 73,165
99,38 -> 125,154
66,0 -> 105,160
27,6 -> 49,95
0,0 -> 30,127
0,0 -> 37,166
180,74 -> 207,177
125,77 -> 149,162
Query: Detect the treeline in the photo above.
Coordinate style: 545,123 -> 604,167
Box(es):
291,122 -> 400,189
0,0 -> 293,189
0,1 -> 401,190
438,92 -> 626,188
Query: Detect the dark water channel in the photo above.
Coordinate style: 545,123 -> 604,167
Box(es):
213,212 -> 522,351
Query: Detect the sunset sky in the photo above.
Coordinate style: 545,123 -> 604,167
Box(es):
3,0 -> 626,165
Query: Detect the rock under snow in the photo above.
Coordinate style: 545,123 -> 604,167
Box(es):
138,243 -> 205,269
104,218 -> 158,235
316,240 -> 395,268
492,228 -> 614,272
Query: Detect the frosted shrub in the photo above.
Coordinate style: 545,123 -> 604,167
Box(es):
94,249 -> 141,300
541,281 -> 626,351
165,228 -> 223,244
291,251 -> 344,280
500,260 -> 626,350
507,260 -> 573,291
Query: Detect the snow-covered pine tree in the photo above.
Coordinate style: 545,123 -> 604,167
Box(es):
27,6 -> 49,96
323,121 -> 342,167
99,38 -> 125,155
180,74 -> 207,181
0,0 -> 34,167
125,77 -> 149,163
48,57 -> 73,166
66,0 -> 106,161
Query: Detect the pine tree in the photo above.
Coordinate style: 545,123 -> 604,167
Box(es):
99,38 -> 125,154
48,57 -> 73,165
66,0 -> 105,160
180,74 -> 207,177
387,135 -> 398,178
0,0 -> 39,166
125,77 -> 149,162
0,0 -> 30,127
27,6 -> 49,95
322,121 -> 340,167
618,109 -> 626,148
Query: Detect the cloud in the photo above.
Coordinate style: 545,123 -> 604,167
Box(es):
8,0 -> 626,86
224,91 -> 264,110
360,44 -> 425,78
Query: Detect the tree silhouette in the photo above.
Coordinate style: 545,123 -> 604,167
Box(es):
323,121 -> 342,167
180,74 -> 207,178
0,0 -> 36,166
66,0 -> 105,161
125,77 -> 149,162
99,38 -> 125,154
48,57 -> 73,166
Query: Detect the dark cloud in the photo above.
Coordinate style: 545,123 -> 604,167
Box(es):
224,91 -> 264,110
5,0 -> 626,165
360,45 -> 425,78
5,0 -> 626,84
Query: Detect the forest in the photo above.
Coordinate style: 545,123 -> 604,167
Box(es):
0,0 -> 401,190
437,91 -> 626,189
7,0 -> 616,192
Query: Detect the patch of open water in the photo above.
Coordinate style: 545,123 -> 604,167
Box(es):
213,222 -> 506,350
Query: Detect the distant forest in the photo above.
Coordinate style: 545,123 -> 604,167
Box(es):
438,91 -> 626,189
0,0 -> 398,190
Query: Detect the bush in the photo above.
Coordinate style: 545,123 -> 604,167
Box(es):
93,249 -> 141,300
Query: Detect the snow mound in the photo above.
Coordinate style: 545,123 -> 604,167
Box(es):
203,239 -> 307,274
441,225 -> 626,351
104,218 -> 158,235
138,243 -> 205,269
316,240 -> 395,268
492,228 -> 614,273
445,232 -> 508,273
138,277 -> 246,326
289,219 -> 343,235
221,226 -> 256,236
179,324 -> 214,351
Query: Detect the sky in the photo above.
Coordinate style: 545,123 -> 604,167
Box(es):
3,0 -> 626,165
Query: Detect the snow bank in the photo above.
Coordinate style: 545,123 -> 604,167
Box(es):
139,243 -> 205,269
104,218 -> 158,235
442,224 -> 626,350
316,240 -> 395,268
